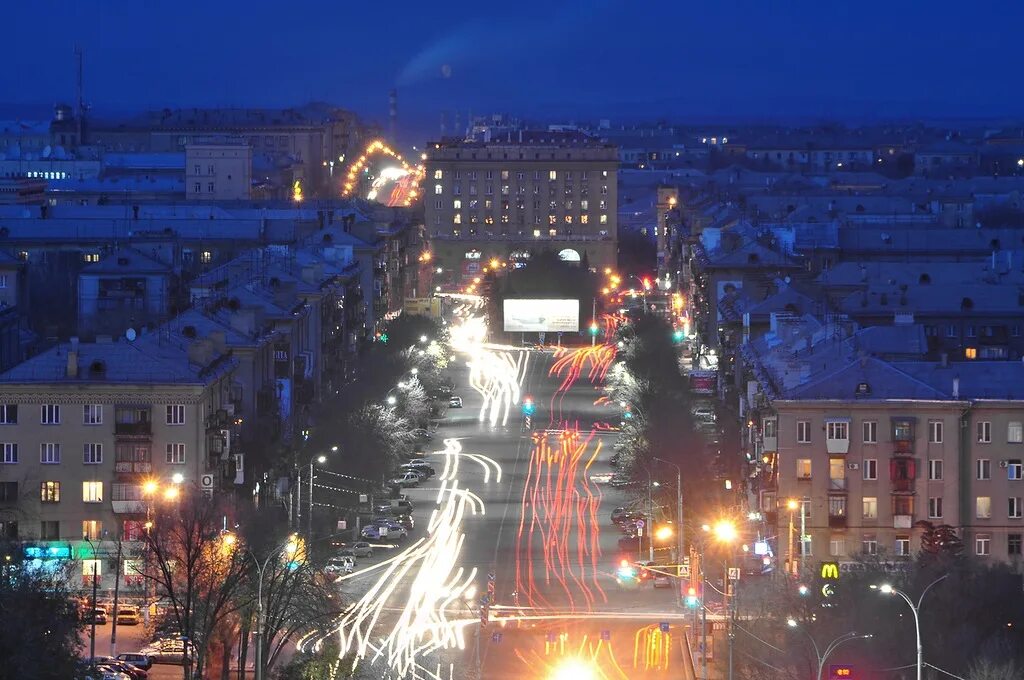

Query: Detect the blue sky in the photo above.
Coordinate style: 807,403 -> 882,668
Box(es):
3,0 -> 1023,138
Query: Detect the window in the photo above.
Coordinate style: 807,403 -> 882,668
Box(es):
800,535 -> 812,557
83,404 -> 103,425
978,421 -> 992,443
434,184 -> 443,195
1010,422 -> 1023,444
966,325 -> 977,338
207,182 -> 214,193
485,170 -> 493,180
763,418 -> 777,439
862,497 -> 878,520
977,496 -> 992,519
1011,497 -> 1023,519
862,537 -> 878,555
82,520 -> 103,541
40,404 -> 60,425
166,405 -> 185,425
929,459 -> 944,481
1,443 -> 16,464
83,443 -> 102,465
453,214 -> 462,224
928,420 -> 943,443
194,164 -> 201,175
829,536 -> 845,556
977,459 -> 991,480
1009,534 -> 1022,556
453,199 -> 462,210
0,482 -> 16,501
862,420 -> 877,443
796,459 -> 812,479
433,170 -> 443,180
40,521 -> 59,540
863,459 -> 878,480
895,536 -> 911,557
976,534 -> 991,556
207,164 -> 215,175
828,496 -> 846,517
193,182 -> 201,193
200,251 -> 212,264
1009,460 -> 1023,481
893,495 -> 914,516
797,420 -> 811,443
548,170 -> 557,181
166,443 -> 185,464
599,214 -> 608,224
826,421 -> 848,441
83,481 -> 103,503
928,496 -> 943,519
40,443 -> 60,464
40,481 -> 60,503
0,404 -> 17,424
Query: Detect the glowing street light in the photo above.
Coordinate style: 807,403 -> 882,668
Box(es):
548,658 -> 596,680
163,487 -> 179,501
142,480 -> 159,495
387,395 -> 397,406
317,455 -> 327,464
712,520 -> 737,543
654,526 -> 674,542
171,473 -> 184,485
871,574 -> 949,680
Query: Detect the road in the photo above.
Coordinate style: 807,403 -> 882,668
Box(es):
329,331 -> 694,679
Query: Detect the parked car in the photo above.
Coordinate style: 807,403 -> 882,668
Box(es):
91,658 -> 147,680
360,525 -> 383,540
652,573 -> 672,588
324,556 -> 355,575
449,396 -> 463,408
371,519 -> 409,539
394,513 -> 415,531
401,461 -> 435,477
389,472 -> 421,487
349,542 -> 374,558
609,472 -> 639,488
84,608 -> 108,624
115,654 -> 153,672
610,507 -> 631,523
141,638 -> 192,665
115,605 -> 141,626
93,665 -> 132,680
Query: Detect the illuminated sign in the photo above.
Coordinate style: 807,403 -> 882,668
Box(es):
503,299 -> 580,333
820,561 -> 840,580
23,544 -> 71,559
829,665 -> 854,679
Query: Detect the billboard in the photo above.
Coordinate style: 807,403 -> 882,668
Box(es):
503,299 -> 580,333
690,370 -> 718,395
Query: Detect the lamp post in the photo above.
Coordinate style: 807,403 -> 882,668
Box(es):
785,498 -> 799,576
711,520 -> 738,680
83,534 -> 99,669
653,457 -> 683,607
786,619 -> 873,680
871,574 -> 948,680
251,536 -> 300,680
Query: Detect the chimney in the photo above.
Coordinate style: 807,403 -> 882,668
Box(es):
66,348 -> 78,378
952,375 -> 960,399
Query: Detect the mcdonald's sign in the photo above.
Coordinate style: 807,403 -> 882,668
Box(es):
820,561 -> 840,580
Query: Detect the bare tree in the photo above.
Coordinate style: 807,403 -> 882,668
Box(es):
139,490 -> 248,679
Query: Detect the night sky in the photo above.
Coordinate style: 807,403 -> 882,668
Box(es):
3,0 -> 1023,137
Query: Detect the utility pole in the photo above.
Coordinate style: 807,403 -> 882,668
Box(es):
308,461 -> 314,536
110,539 -> 123,657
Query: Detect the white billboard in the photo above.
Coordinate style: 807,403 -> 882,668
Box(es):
503,299 -> 580,333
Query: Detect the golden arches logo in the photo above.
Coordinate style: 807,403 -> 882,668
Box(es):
820,562 -> 840,580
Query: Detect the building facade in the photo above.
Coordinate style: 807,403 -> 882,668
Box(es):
423,132 -> 619,280
185,141 -> 252,201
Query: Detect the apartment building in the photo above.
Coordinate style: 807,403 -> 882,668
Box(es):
423,131 -> 619,281
0,335 -> 237,595
742,315 -> 1024,571
185,140 -> 252,201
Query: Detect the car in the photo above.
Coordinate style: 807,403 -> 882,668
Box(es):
92,665 -> 132,680
610,506 -> 632,523
389,472 -> 421,487
394,514 -> 415,531
691,406 -> 716,422
652,573 -> 672,588
372,519 -> 409,538
84,608 -> 108,624
115,654 -> 153,672
449,396 -> 463,408
115,605 -> 141,626
141,638 -> 192,665
348,541 -> 373,558
360,525 -> 382,540
401,461 -> 436,477
91,658 -> 147,680
324,557 -> 355,575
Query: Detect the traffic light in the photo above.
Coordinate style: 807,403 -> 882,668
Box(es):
522,396 -> 535,416
616,559 -> 637,581
685,587 -> 700,609
589,322 -> 599,336
797,584 -> 810,596
672,328 -> 684,343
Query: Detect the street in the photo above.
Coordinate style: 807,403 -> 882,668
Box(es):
326,328 -> 695,679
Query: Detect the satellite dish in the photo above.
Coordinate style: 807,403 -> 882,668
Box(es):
125,328 -> 137,342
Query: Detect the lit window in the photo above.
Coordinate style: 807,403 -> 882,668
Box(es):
976,496 -> 992,519
453,199 -> 462,210
434,184 -> 443,195
83,253 -> 100,263
862,497 -> 877,519
433,170 -> 443,180
1009,422 -> 1023,443
564,215 -> 573,224
796,458 -> 811,479
453,214 -> 462,224
41,481 -> 60,503
549,170 -> 557,181
201,251 -> 212,264
965,347 -> 977,359
166,443 -> 185,464
599,215 -> 608,225
580,215 -> 589,224
533,229 -> 541,238
500,170 -> 509,180
83,481 -> 103,503
548,229 -> 557,237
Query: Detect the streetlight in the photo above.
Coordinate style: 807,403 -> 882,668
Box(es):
710,519 -> 738,680
163,486 -> 179,502
786,618 -> 873,680
251,536 -> 300,680
871,574 -> 949,680
387,395 -> 397,406
786,498 -> 800,576
171,472 -> 184,485
653,456 -> 684,607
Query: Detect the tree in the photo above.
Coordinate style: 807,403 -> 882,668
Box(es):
0,547 -> 83,679
969,659 -> 1022,680
916,520 -> 964,560
139,491 -> 249,679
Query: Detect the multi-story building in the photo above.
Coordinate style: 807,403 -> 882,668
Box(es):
423,131 -> 618,281
741,315 -> 1024,572
0,334 -> 237,595
185,140 -> 252,201
77,247 -> 176,339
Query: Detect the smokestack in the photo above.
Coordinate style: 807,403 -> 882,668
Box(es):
388,89 -> 397,144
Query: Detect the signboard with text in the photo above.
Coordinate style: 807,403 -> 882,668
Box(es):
503,299 -> 580,333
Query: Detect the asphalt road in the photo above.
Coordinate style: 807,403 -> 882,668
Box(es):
385,345 -> 692,679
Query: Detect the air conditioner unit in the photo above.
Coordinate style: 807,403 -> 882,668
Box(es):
999,460 -> 1010,468
848,462 -> 860,470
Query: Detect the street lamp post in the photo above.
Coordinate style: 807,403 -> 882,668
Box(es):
872,574 -> 949,680
711,520 -> 738,680
785,498 -> 799,576
653,457 -> 683,607
786,619 -> 873,680
83,534 -> 99,668
250,537 -> 299,680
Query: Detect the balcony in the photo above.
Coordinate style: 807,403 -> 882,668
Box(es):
828,514 -> 847,528
894,439 -> 914,455
112,500 -> 146,514
892,479 -> 914,493
114,461 -> 152,475
894,514 -> 913,529
829,478 -> 847,491
115,422 -> 151,438
826,438 -> 850,455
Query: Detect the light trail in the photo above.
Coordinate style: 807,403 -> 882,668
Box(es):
451,312 -> 530,427
341,139 -> 425,207
547,345 -> 617,427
